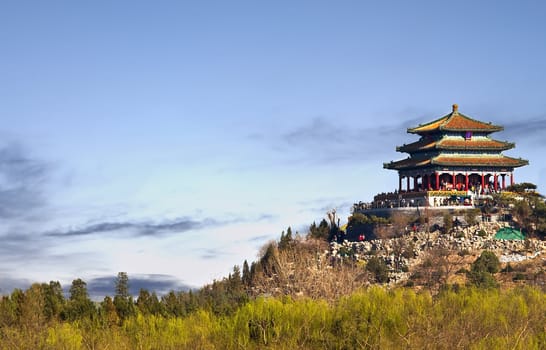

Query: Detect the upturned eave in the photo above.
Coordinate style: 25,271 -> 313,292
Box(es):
397,139 -> 515,153
407,105 -> 503,135
431,155 -> 529,168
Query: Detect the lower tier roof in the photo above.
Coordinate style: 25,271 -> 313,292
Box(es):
384,155 -> 528,171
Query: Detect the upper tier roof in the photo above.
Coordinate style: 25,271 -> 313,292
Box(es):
397,137 -> 515,153
408,104 -> 503,134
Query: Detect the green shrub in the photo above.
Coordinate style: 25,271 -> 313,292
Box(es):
467,251 -> 501,289
513,273 -> 526,281
472,251 -> 500,274
365,257 -> 389,283
467,270 -> 499,289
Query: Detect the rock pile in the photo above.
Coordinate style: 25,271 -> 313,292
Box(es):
329,223 -> 546,269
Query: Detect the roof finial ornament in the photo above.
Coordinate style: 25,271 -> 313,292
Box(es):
452,104 -> 459,114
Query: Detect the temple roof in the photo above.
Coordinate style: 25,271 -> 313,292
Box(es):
432,155 -> 528,167
408,104 -> 503,134
384,154 -> 528,171
385,104 -> 528,174
397,137 -> 515,153
384,157 -> 432,169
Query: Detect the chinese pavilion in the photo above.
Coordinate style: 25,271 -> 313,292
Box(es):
379,104 -> 528,207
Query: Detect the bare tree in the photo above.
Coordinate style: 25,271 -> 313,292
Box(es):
413,248 -> 465,293
250,238 -> 371,300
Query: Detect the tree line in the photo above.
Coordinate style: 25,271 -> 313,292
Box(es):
1,284 -> 545,349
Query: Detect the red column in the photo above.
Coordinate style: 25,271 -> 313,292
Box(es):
414,177 -> 418,192
481,173 -> 485,190
435,172 -> 440,190
407,176 -> 410,192
494,174 -> 498,191
452,173 -> 456,190
399,175 -> 402,193
502,174 -> 506,189
465,173 -> 469,191
511,173 -> 514,186
427,174 -> 432,190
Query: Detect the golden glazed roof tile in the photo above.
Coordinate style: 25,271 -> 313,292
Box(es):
436,138 -> 513,150
408,116 -> 450,133
408,105 -> 503,134
385,155 -> 528,170
440,114 -> 503,132
432,155 -> 528,167
384,157 -> 432,170
397,138 -> 514,153
396,139 -> 437,152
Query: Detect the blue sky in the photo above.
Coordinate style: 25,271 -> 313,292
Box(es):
1,1 -> 546,297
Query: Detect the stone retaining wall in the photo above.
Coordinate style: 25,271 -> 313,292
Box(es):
330,223 -> 546,268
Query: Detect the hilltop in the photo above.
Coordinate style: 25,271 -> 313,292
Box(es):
246,221 -> 545,299
245,183 -> 546,298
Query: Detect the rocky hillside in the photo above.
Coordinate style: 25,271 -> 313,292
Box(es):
247,223 -> 546,298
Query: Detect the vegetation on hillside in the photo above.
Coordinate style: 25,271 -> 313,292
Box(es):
1,284 -> 545,349
1,182 -> 545,348
499,183 -> 546,239
1,223 -> 545,349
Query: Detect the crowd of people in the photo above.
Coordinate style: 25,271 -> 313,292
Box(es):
438,179 -> 505,195
353,179 -> 510,212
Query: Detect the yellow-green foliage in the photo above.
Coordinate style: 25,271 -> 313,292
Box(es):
331,287 -> 432,349
1,286 -> 545,349
46,323 -> 82,350
121,310 -> 221,349
225,296 -> 333,348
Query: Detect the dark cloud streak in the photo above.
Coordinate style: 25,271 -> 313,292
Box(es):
278,115 -> 422,164
0,143 -> 49,219
248,234 -> 271,242
85,274 -> 193,299
200,247 -> 224,260
500,116 -> 546,145
47,217 -> 218,238
46,212 -> 277,239
0,233 -> 43,260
